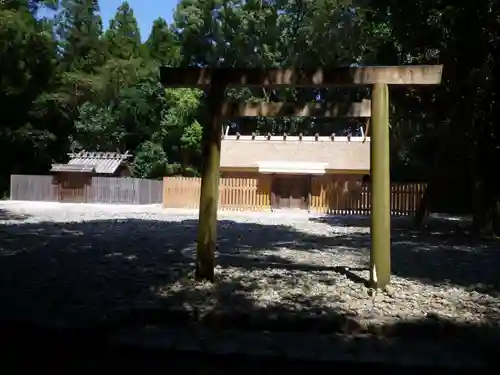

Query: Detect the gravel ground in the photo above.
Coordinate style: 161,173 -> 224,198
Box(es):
1,201 -> 499,335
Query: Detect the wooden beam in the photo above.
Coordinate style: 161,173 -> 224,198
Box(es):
160,66 -> 443,87
221,99 -> 371,118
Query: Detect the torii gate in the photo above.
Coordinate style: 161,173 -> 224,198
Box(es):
160,66 -> 443,289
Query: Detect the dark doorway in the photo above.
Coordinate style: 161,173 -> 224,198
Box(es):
271,175 -> 310,209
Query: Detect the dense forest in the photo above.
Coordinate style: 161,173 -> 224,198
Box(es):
1,0 -> 500,225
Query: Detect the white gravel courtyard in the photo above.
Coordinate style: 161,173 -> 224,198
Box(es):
0,200 -> 499,333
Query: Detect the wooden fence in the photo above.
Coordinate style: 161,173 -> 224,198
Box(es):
10,174 -> 163,205
310,179 -> 426,216
163,176 -> 427,216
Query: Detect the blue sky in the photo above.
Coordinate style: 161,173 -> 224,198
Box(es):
100,0 -> 177,41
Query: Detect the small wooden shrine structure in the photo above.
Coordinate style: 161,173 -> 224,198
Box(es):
50,151 -> 132,202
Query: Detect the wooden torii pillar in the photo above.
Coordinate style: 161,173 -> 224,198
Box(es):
160,66 -> 443,289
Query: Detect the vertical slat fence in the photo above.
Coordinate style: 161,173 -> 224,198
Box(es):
162,176 -> 426,216
9,175 -> 162,205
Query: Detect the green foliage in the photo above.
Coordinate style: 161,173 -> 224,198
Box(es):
0,4 -> 58,190
56,0 -> 106,72
104,1 -> 142,60
73,102 -> 123,150
181,120 -> 202,154
132,140 -> 167,179
145,17 -> 181,65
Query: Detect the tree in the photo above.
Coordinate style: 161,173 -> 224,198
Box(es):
145,17 -> 180,66
0,2 -> 58,190
104,1 -> 142,60
369,0 -> 500,233
73,102 -> 123,150
56,0 -> 106,73
133,141 -> 168,179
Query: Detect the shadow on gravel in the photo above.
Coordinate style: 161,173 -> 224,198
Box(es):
0,216 -> 499,369
311,215 -> 500,295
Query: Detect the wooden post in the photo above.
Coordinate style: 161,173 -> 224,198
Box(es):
196,84 -> 225,282
370,83 -> 391,289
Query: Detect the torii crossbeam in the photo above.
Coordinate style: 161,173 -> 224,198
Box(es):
160,66 -> 443,289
